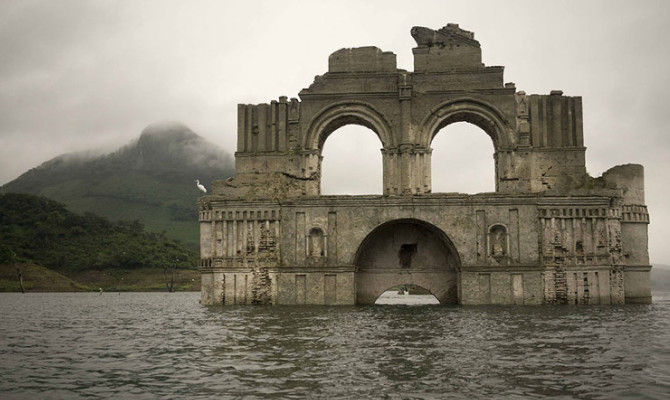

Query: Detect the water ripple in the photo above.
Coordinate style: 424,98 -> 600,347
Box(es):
0,292 -> 669,399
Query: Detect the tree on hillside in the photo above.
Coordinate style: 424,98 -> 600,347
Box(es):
0,247 -> 24,293
0,193 -> 199,273
164,258 -> 178,293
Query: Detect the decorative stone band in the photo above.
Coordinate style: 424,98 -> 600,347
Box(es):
538,204 -> 619,267
538,206 -> 619,219
198,210 -> 213,222
621,205 -> 649,223
198,264 -> 356,274
199,258 -> 213,268
623,264 -> 652,271
198,254 -> 280,270
200,208 -> 282,266
199,208 -> 281,222
380,145 -> 432,155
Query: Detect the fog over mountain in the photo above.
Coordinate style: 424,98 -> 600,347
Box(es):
1,122 -> 233,247
1,0 -> 668,262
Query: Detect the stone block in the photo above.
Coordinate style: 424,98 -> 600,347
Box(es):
328,47 -> 396,73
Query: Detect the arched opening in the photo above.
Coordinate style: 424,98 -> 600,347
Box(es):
354,219 -> 461,305
320,125 -> 383,195
431,122 -> 495,193
374,284 -> 440,305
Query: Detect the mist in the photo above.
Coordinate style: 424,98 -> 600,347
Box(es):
1,0 -> 669,262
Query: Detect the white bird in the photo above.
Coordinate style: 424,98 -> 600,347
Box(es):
195,179 -> 207,193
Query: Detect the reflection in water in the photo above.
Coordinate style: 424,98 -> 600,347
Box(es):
0,292 -> 669,399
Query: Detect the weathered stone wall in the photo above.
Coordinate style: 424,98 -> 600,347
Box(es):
199,194 -> 644,305
199,23 -> 651,306
225,61 -> 586,197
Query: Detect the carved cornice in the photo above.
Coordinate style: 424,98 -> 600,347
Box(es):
200,265 -> 357,274
621,205 -> 650,223
299,92 -> 398,99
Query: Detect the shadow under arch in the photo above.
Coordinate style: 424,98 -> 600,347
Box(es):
353,218 -> 462,305
419,97 -> 512,151
304,101 -> 395,152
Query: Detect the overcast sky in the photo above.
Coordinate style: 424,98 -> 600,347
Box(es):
1,0 -> 669,263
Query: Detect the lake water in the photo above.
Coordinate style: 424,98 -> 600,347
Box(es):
1,292 -> 669,399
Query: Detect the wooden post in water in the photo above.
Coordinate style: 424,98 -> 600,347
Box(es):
15,267 -> 25,293
7,250 -> 25,294
164,258 -> 177,292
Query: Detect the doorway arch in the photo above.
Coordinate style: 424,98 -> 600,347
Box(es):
354,219 -> 461,305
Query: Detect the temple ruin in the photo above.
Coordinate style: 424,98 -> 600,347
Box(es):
198,24 -> 651,305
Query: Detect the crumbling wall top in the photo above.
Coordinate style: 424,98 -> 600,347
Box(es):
411,23 -> 479,48
221,22 -> 638,200
328,46 -> 397,73
602,164 -> 645,204
411,24 -> 484,72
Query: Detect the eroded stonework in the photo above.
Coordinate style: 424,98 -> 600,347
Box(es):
199,24 -> 651,306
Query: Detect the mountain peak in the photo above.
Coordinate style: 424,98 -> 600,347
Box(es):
138,121 -> 198,143
0,122 -> 234,248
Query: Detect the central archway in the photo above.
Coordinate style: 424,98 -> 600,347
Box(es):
354,219 -> 461,305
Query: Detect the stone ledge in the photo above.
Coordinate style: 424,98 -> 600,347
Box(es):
200,266 -> 357,274
624,265 -> 652,271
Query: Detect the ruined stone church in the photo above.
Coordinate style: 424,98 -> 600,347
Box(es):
198,24 -> 651,305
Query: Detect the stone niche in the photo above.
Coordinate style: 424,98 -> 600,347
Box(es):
488,224 -> 509,263
308,228 -> 324,256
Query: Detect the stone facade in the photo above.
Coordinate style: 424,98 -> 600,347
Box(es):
199,24 -> 651,306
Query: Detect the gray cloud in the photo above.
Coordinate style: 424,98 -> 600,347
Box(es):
1,0 -> 669,262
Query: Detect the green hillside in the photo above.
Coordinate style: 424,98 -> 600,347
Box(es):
0,263 -> 88,292
0,193 -> 197,272
0,122 -> 233,248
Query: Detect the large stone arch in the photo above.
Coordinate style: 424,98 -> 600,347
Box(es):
419,97 -> 512,150
353,218 -> 461,305
303,101 -> 395,152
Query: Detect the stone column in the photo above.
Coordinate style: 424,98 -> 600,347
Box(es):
397,78 -> 417,195
199,210 -> 213,260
